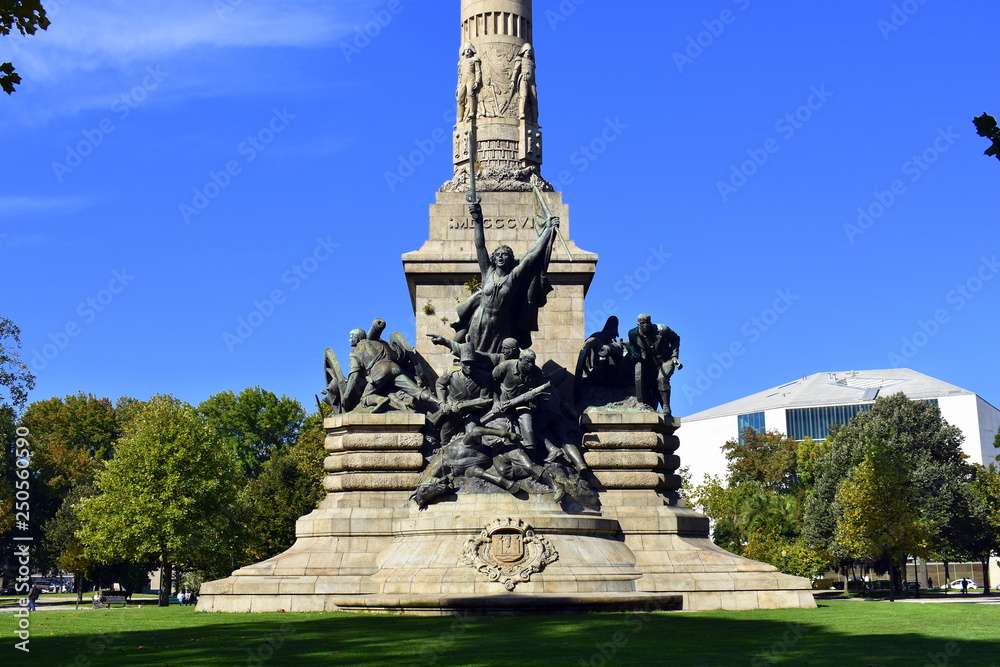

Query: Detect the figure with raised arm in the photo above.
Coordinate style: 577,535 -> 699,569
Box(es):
451,201 -> 558,354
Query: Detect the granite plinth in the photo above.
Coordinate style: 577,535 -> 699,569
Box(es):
196,412 -> 815,614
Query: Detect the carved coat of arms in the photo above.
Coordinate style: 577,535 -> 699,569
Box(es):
459,518 -> 558,591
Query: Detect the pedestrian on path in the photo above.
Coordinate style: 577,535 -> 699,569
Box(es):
28,585 -> 41,611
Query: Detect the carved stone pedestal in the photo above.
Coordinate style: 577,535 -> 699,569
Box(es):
196,411 -> 815,614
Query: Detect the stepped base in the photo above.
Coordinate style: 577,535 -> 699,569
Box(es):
197,492 -> 815,614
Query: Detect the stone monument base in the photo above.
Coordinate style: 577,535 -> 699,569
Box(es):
196,412 -> 815,614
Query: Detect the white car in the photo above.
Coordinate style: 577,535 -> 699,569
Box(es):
941,579 -> 978,590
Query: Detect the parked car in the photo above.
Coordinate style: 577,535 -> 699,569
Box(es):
941,579 -> 978,590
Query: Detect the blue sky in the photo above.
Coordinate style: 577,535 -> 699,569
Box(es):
3,0 -> 999,420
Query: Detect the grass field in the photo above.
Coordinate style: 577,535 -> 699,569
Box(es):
2,598 -> 998,666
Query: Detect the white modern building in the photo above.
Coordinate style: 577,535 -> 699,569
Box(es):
681,368 -> 1000,484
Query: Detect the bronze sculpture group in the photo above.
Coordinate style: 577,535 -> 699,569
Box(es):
320,194 -> 681,513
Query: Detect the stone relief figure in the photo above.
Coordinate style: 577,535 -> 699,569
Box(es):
509,43 -> 538,123
456,42 -> 482,123
451,201 -> 558,354
628,314 -> 682,419
342,320 -> 442,413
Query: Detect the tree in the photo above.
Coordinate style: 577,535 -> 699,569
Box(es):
19,393 -> 119,572
197,387 -> 305,478
947,464 -> 1000,594
0,316 -> 35,412
689,429 -> 827,578
834,439 -> 933,601
1,2 -> 49,94
22,393 -> 118,491
76,395 -> 241,606
803,393 -> 969,592
973,113 -> 1000,162
723,429 -> 801,493
236,409 -> 326,567
42,484 -> 97,605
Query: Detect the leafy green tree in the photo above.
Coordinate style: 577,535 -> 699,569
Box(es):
19,393 -> 119,572
42,484 -> 97,605
0,316 -> 35,411
0,2 -> 49,94
690,429 -> 826,578
236,410 -> 326,566
723,429 -> 801,493
22,393 -> 118,491
835,439 -> 933,601
946,464 -> 1000,593
197,387 -> 305,478
76,395 -> 241,606
795,436 -> 829,486
803,392 -> 968,592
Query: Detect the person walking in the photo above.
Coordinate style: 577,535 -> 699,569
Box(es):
28,584 -> 41,611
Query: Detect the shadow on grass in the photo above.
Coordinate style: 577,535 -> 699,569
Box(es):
9,602 -> 999,667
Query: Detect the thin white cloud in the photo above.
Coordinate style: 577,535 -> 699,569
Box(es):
0,195 -> 95,217
14,0 -> 378,79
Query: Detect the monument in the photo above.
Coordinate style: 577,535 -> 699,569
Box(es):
196,0 -> 816,614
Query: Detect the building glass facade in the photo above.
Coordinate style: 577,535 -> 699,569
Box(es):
737,412 -> 765,444
785,400 -> 939,441
785,405 -> 870,441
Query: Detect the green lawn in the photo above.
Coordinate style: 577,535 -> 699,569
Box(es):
2,599 -> 998,666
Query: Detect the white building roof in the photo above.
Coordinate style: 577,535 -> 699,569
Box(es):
683,368 -> 973,421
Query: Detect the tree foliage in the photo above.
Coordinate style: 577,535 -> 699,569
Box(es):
76,395 -> 241,604
0,316 -> 35,412
803,393 -> 969,579
22,393 -> 118,491
0,1 -> 49,94
834,439 -> 933,564
234,409 -> 326,568
690,429 -> 826,578
197,387 -> 305,478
